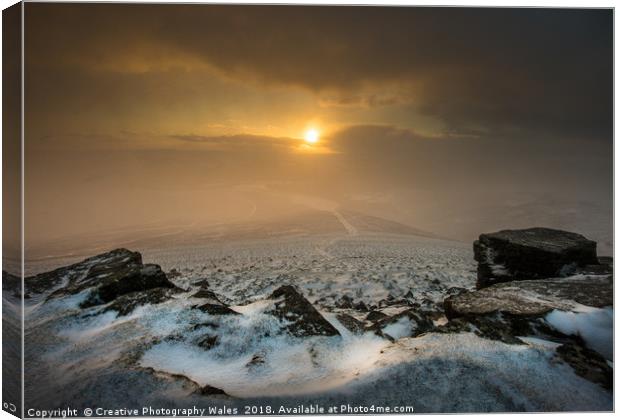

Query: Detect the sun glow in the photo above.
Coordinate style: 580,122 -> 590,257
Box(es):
304,129 -> 320,144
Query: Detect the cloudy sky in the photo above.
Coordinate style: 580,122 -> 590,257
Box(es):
23,4 -> 613,251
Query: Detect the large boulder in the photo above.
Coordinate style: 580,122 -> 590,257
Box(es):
268,285 -> 340,337
37,249 -> 176,308
444,275 -> 612,319
474,228 -> 598,288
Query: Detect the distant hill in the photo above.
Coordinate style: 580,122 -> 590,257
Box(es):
25,208 -> 441,269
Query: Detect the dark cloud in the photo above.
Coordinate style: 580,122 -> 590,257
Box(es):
25,4 -> 612,139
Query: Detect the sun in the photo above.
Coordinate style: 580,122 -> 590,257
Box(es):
304,128 -> 320,144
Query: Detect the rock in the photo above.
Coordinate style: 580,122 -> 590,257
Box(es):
474,228 -> 598,288
191,321 -> 218,331
366,310 -> 387,322
335,295 -> 354,309
80,263 -> 174,308
388,298 -> 411,307
444,275 -> 612,319
432,318 -> 475,335
445,287 -> 467,297
192,286 -> 221,300
556,342 -> 612,389
192,278 -> 210,288
441,272 -> 614,348
246,352 -> 266,369
434,311 -> 556,345
197,335 -> 219,350
105,286 -> 180,316
336,313 -> 366,334
195,302 -> 239,316
191,285 -> 239,316
579,264 -> 613,275
369,308 -> 434,339
354,300 -> 369,312
464,314 -> 528,345
267,285 -> 340,337
32,249 -> 177,310
195,385 -> 228,396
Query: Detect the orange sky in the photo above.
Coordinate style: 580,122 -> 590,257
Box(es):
19,4 -> 613,252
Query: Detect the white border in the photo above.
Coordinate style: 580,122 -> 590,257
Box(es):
0,2 -> 616,420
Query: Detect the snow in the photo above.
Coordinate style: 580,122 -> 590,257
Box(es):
20,230 -> 613,412
141,233 -> 477,311
382,316 -> 414,339
140,332 -> 386,398
370,333 -> 612,412
545,306 -> 613,361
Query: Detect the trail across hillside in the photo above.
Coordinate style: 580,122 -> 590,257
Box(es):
332,210 -> 358,236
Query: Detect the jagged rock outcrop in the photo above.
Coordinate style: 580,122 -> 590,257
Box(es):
443,229 -> 613,390
474,228 -> 598,288
444,275 -> 612,319
31,249 -> 177,311
268,285 -> 340,337
192,285 -> 239,316
336,313 -> 366,334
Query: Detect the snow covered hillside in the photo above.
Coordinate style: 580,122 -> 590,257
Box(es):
8,219 -> 613,414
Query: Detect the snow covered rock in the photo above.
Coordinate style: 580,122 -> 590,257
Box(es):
195,384 -> 228,396
474,228 -> 598,288
197,335 -> 219,350
336,313 -> 366,334
34,248 -> 141,295
444,275 -> 612,319
193,287 -> 240,316
366,310 -> 387,322
35,248 -> 177,309
435,312 -> 535,345
555,342 -> 612,389
369,308 -> 434,340
105,286 -> 180,316
442,273 -> 615,383
267,285 -> 340,337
